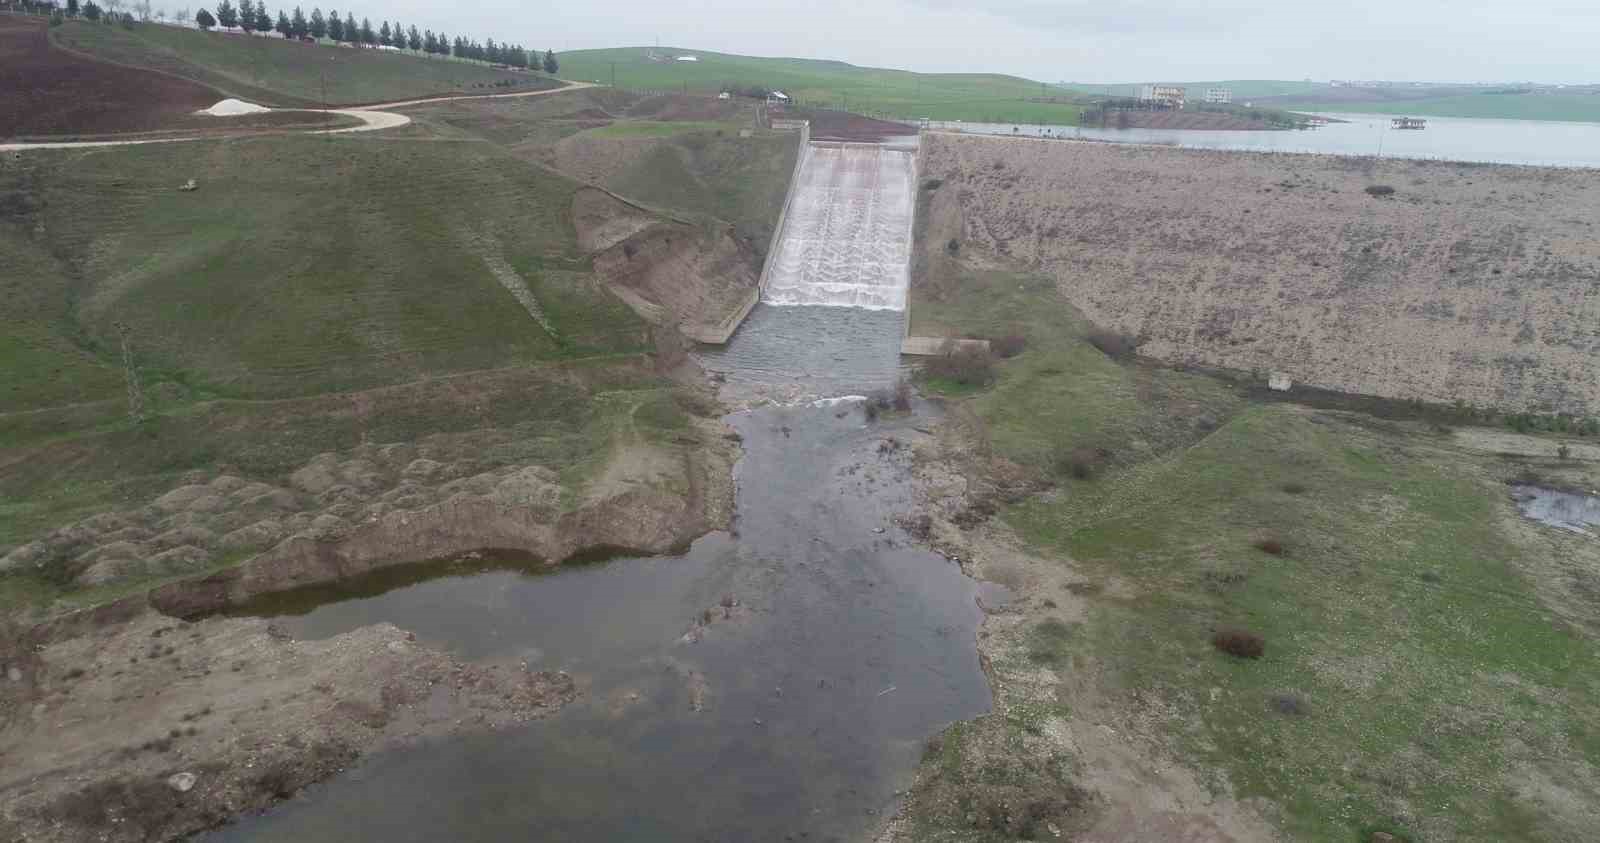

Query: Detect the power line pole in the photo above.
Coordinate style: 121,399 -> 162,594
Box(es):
113,321 -> 147,425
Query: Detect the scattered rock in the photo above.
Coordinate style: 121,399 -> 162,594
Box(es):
153,485 -> 213,513
167,772 -> 198,793
149,545 -> 212,573
220,520 -> 286,553
209,475 -> 248,494
289,455 -> 342,495
402,458 -> 446,480
178,178 -> 198,192
1370,834 -> 1396,843
6,666 -> 21,682
308,514 -> 350,542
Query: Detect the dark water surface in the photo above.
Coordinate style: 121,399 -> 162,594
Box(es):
208,399 -> 989,842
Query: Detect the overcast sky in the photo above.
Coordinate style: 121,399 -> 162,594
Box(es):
377,0 -> 1596,84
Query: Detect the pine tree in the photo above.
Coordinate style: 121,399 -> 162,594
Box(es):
407,25 -> 420,51
358,16 -> 372,45
290,5 -> 306,37
341,11 -> 355,43
195,6 -> 214,27
275,9 -> 289,36
308,6 -> 324,36
378,20 -> 389,45
422,30 -> 436,53
65,0 -> 79,15
543,49 -> 558,75
83,0 -> 101,19
215,0 -> 236,28
254,1 -> 270,31
325,6 -> 340,39
236,0 -> 253,31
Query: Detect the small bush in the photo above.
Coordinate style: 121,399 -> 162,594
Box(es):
1365,184 -> 1396,198
893,380 -> 913,412
945,238 -> 961,255
922,178 -> 944,190
990,333 -> 1027,359
1057,447 -> 1103,480
1253,538 -> 1286,556
923,342 -> 995,387
1558,443 -> 1572,460
1212,627 -> 1265,659
1270,693 -> 1309,716
1086,329 -> 1140,360
1280,481 -> 1308,495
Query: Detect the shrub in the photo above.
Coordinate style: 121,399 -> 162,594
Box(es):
1086,329 -> 1140,360
1365,184 -> 1396,198
1270,693 -> 1308,716
923,342 -> 994,387
893,380 -> 913,412
1558,443 -> 1572,460
1212,627 -> 1265,659
922,178 -> 944,191
989,333 -> 1027,359
1058,447 -> 1103,480
1253,538 -> 1286,556
945,238 -> 961,255
1280,481 -> 1307,495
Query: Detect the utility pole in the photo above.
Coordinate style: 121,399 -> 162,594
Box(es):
113,321 -> 147,425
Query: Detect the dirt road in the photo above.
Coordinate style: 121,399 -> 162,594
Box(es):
0,82 -> 594,153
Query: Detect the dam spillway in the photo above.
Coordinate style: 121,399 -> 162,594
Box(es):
762,143 -> 917,311
697,139 -> 919,402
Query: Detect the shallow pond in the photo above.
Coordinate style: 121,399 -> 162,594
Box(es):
1511,484 -> 1600,536
208,400 -> 989,842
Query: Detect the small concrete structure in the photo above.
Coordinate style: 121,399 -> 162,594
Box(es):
1268,372 -> 1293,392
902,337 -> 991,357
1203,87 -> 1232,104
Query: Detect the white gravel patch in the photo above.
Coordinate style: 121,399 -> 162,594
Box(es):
199,99 -> 271,117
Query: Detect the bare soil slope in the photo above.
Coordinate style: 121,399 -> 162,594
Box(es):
919,133 -> 1600,413
0,17 -> 218,139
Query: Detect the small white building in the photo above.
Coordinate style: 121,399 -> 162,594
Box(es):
1137,84 -> 1186,108
766,90 -> 790,110
1204,87 -> 1233,104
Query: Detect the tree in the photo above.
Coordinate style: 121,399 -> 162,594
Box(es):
274,9 -> 289,36
65,0 -> 77,16
358,16 -> 372,45
543,49 -> 558,74
237,0 -> 253,30
377,20 -> 389,46
324,6 -> 339,39
253,0 -> 269,31
83,0 -> 100,19
289,5 -> 306,37
407,25 -> 421,51
308,6 -> 324,37
194,5 -> 213,27
422,29 -> 437,53
215,0 -> 235,28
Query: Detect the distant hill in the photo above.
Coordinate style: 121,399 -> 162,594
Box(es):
51,20 -> 557,107
1058,80 -> 1330,100
557,47 -> 1086,124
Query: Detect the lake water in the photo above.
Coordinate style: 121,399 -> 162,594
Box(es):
927,113 -> 1600,168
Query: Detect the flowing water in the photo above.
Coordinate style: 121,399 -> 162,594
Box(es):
929,113 -> 1600,168
208,139 -> 975,841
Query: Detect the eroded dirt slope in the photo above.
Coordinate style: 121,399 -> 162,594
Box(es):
919,133 -> 1600,413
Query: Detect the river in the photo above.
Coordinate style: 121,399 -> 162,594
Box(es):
927,112 -> 1600,168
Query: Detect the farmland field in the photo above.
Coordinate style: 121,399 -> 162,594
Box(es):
51,19 -> 558,107
557,46 -> 1086,124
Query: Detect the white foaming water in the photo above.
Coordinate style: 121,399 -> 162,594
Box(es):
762,144 -> 917,311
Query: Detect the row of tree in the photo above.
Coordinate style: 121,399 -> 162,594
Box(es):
191,2 -> 556,72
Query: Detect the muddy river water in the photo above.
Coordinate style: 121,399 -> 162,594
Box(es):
208,141 -> 987,841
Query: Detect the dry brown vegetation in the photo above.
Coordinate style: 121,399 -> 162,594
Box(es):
1211,626 -> 1266,659
920,133 -> 1600,414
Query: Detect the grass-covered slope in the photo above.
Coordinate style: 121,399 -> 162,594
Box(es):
904,250 -> 1600,840
52,20 -> 556,107
557,46 -> 1085,124
4,131 -> 645,405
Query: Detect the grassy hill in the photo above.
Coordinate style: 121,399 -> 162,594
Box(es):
52,20 -> 557,107
557,47 -> 1086,124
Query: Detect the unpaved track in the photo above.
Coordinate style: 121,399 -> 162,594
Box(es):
0,82 -> 593,153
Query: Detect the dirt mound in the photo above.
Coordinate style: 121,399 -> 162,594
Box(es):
553,133 -> 663,187
919,132 -> 1600,413
793,108 -> 917,142
1106,111 -> 1279,131
594,223 -> 762,342
625,94 -> 742,122
0,17 -> 219,139
571,187 -> 659,252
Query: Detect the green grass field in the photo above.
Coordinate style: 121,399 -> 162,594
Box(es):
909,255 -> 1600,840
52,20 -> 557,106
557,47 -> 1085,124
